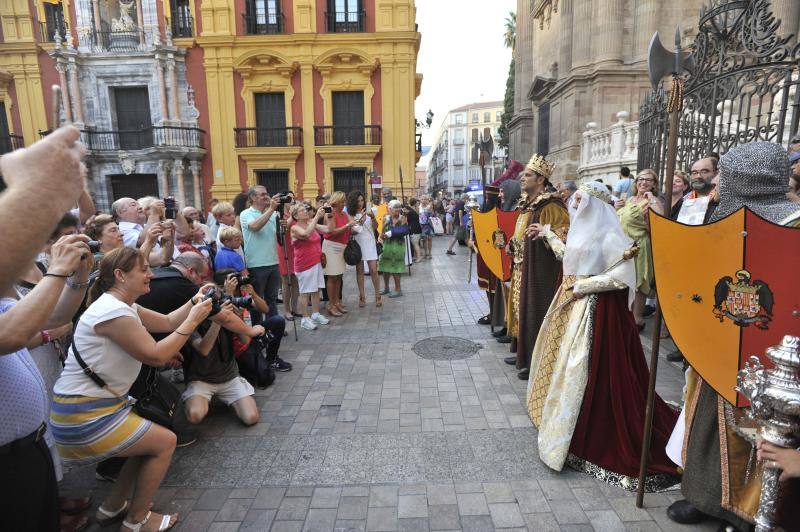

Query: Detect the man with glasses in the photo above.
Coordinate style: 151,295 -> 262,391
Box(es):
675,157 -> 719,225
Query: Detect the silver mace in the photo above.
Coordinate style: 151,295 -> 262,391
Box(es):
542,242 -> 640,320
737,336 -> 800,532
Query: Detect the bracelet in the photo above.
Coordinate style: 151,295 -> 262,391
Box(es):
40,330 -> 52,344
44,271 -> 73,279
174,330 -> 191,336
66,278 -> 90,289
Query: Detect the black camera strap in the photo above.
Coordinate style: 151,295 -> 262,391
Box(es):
70,336 -> 109,389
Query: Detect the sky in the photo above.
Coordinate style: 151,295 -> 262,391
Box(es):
414,0 -> 516,149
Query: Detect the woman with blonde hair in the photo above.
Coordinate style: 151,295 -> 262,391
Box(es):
614,169 -> 663,328
50,247 -> 213,531
322,191 -> 359,316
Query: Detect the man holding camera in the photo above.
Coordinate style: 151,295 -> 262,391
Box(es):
240,186 -> 285,325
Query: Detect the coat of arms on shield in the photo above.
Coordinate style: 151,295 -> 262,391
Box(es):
713,270 -> 774,329
650,208 -> 800,406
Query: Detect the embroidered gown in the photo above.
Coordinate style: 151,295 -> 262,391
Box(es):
526,228 -> 680,492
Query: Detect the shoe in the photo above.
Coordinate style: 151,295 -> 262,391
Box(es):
380,288 -> 390,295
666,500 -> 706,525
388,291 -> 403,298
312,313 -> 330,325
477,315 -> 491,325
292,312 -> 304,318
503,356 -> 516,365
283,314 -> 295,322
517,369 -> 530,380
271,357 -> 292,372
496,335 -> 512,344
176,430 -> 198,448
666,351 -> 684,363
492,328 -> 508,338
301,317 -> 317,330
446,250 -> 456,255
643,304 -> 656,317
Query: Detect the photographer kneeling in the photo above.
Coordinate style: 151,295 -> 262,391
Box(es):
183,269 -> 287,426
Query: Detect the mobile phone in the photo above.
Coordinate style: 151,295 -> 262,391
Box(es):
164,196 -> 177,219
620,192 -> 629,201
324,206 -> 332,214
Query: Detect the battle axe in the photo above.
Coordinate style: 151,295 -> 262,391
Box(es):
647,28 -> 694,89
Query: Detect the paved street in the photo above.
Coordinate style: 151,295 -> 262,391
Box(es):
62,236 -> 716,531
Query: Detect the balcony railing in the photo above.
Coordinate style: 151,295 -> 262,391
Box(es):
40,20 -> 68,43
234,127 -> 302,148
325,11 -> 366,33
415,132 -> 422,153
578,111 -> 639,182
314,125 -> 381,146
0,134 -> 24,155
39,126 -> 205,151
243,13 -> 284,35
90,29 -> 145,52
169,14 -> 194,38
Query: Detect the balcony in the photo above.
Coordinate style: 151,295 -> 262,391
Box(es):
243,13 -> 284,35
314,125 -> 381,146
578,111 -> 639,182
415,133 -> 422,153
89,29 -> 146,52
453,137 -> 465,145
169,14 -> 194,38
235,127 -> 302,148
0,134 -> 24,155
325,11 -> 366,33
39,125 -> 205,152
39,20 -> 68,43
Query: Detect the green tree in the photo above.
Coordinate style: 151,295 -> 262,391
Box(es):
497,58 -> 514,149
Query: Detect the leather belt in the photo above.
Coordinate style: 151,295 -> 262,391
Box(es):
0,422 -> 47,456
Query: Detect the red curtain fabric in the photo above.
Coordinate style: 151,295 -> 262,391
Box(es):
568,290 -> 679,478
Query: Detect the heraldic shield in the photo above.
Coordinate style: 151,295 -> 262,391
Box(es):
472,208 -> 519,282
651,208 -> 800,406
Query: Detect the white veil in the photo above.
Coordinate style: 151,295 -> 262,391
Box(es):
562,182 -> 637,308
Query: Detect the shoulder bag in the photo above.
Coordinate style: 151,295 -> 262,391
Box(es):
70,338 -> 180,429
343,235 -> 362,266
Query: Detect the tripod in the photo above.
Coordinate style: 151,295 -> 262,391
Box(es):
276,212 -> 299,342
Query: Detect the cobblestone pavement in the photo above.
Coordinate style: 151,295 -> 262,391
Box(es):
62,237 -> 719,531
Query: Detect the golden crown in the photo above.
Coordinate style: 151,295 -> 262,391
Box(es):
526,153 -> 556,178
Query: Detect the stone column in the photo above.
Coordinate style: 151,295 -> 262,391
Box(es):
167,56 -> 180,121
592,0 -> 624,64
571,0 -> 592,68
92,0 -> 101,34
135,0 -> 145,44
157,160 -> 171,197
67,60 -> 83,124
173,160 -> 186,205
189,161 -> 202,209
55,62 -> 72,123
633,2 -> 658,62
771,0 -> 800,42
155,55 -> 169,122
558,0 -> 574,76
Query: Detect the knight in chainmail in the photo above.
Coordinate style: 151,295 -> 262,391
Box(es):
674,141 -> 800,531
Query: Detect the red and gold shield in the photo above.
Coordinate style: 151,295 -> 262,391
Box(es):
472,208 -> 519,281
651,208 -> 800,406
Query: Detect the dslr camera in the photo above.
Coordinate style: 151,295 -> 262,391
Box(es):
231,272 -> 253,286
202,287 -> 254,316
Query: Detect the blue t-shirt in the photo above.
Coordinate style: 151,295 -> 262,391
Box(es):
215,246 -> 246,272
239,207 -> 279,268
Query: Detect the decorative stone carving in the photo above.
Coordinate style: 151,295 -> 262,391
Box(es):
119,154 -> 136,175
112,0 -> 137,32
186,85 -> 200,122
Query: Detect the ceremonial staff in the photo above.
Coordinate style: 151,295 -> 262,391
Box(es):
636,28 -> 693,508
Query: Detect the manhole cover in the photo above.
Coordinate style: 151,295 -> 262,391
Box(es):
412,336 -> 481,361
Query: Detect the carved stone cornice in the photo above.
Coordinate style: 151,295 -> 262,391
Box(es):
532,0 -> 559,30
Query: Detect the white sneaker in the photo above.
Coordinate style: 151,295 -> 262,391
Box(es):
300,317 -> 317,330
311,313 -> 330,325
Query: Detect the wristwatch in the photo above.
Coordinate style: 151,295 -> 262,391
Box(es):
67,277 -> 90,290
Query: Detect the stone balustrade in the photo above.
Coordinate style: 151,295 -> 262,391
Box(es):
577,111 -> 639,184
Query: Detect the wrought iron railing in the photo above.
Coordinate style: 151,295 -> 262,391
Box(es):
234,127 -> 302,148
39,20 -> 68,43
243,13 -> 284,35
416,132 -> 422,153
314,125 -> 381,146
39,126 -> 204,151
0,134 -> 24,155
169,14 -> 194,38
325,10 -> 366,33
90,29 -> 145,52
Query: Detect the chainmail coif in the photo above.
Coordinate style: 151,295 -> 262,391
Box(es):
710,141 -> 798,224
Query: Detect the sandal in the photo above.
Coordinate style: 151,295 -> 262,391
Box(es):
328,308 -> 343,317
122,511 -> 177,532
96,500 -> 129,526
375,296 -> 383,308
60,512 -> 89,532
60,496 -> 92,516
359,297 -> 366,308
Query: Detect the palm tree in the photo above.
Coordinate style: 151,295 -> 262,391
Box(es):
503,11 -> 516,51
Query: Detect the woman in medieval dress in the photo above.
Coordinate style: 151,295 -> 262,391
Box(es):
525,181 -> 679,491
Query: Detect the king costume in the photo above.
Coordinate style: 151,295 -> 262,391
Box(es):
526,182 -> 680,491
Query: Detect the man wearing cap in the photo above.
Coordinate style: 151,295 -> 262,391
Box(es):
506,154 -> 569,380
667,142 -> 800,530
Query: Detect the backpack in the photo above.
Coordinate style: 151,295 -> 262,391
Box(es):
236,338 -> 275,389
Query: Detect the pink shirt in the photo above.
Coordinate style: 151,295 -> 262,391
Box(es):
324,211 -> 350,245
292,225 -> 322,273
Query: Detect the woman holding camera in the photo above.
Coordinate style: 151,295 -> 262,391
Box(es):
50,247 -> 213,532
377,200 -> 408,297
290,203 -> 332,331
346,191 -> 381,308
322,191 -> 359,317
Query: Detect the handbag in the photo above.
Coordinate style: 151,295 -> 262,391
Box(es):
70,338 -> 180,428
343,236 -> 362,266
430,217 -> 445,235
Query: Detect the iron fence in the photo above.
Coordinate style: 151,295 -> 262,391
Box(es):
234,127 -> 302,148
169,14 -> 194,38
243,13 -> 285,35
314,125 -> 381,146
0,134 -> 24,155
39,126 -> 204,151
39,20 -> 68,42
